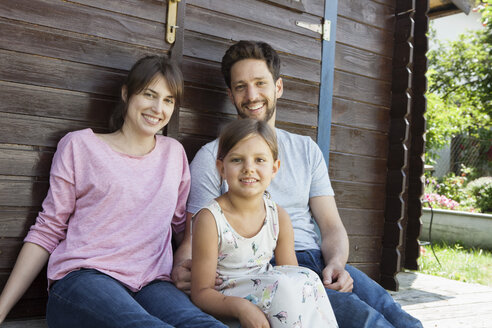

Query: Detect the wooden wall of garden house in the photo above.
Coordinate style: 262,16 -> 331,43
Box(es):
0,0 -> 412,320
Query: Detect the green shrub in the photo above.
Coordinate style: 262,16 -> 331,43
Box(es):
466,177 -> 492,213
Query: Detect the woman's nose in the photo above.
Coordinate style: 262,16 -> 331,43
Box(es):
151,101 -> 162,113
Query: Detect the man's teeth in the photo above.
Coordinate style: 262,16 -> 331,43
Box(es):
247,104 -> 263,110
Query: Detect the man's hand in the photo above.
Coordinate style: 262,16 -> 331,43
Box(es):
172,259 -> 223,294
172,259 -> 192,294
322,264 -> 353,292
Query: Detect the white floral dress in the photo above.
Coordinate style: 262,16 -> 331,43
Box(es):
202,196 -> 338,328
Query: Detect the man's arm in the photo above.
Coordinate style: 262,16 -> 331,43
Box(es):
309,195 -> 353,292
171,213 -> 193,294
171,143 -> 222,293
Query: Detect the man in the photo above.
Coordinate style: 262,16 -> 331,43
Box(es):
176,40 -> 422,327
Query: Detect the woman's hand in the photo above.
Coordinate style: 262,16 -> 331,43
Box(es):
237,301 -> 270,328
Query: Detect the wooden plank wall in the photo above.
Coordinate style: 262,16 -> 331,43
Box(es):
331,0 -> 395,280
0,0 -> 171,319
180,0 -> 396,281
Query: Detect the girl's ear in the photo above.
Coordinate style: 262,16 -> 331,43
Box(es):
272,159 -> 280,178
121,85 -> 128,103
216,159 -> 226,179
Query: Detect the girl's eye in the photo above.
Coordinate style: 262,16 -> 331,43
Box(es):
164,98 -> 175,104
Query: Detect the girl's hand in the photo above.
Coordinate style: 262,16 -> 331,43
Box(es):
238,301 -> 270,328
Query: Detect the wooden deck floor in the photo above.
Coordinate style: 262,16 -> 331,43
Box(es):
390,271 -> 492,328
3,271 -> 491,328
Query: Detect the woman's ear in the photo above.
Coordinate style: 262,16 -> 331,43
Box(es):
121,85 -> 128,103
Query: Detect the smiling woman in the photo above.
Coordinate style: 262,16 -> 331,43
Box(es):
0,55 -> 227,328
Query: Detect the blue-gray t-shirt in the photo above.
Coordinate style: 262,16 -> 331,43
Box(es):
187,128 -> 334,251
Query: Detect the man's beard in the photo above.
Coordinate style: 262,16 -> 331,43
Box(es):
236,97 -> 277,122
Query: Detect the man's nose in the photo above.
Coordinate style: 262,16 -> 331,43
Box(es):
246,86 -> 259,101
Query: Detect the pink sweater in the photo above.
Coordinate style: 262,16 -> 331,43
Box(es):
25,129 -> 190,291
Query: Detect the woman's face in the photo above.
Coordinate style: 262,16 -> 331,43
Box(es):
122,74 -> 175,137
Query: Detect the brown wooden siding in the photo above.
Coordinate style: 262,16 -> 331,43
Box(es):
331,0 -> 395,281
0,0 -> 171,319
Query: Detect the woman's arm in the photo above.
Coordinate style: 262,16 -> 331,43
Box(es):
190,210 -> 269,327
0,243 -> 50,323
273,206 -> 298,266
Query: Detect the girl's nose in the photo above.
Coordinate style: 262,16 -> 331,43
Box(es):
242,160 -> 254,173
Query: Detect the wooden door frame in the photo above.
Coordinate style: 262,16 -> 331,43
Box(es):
166,0 -> 186,139
317,0 -> 338,166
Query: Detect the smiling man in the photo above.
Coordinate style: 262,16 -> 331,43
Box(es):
178,40 -> 422,328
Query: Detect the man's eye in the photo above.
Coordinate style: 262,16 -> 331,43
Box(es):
231,158 -> 242,162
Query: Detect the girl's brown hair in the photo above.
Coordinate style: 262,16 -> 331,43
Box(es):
217,119 -> 278,161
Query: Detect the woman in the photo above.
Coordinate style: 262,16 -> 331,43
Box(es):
0,56 -> 226,328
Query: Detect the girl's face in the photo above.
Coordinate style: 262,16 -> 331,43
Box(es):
217,134 -> 280,199
122,74 -> 175,137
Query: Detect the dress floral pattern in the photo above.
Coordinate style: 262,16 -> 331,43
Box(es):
203,196 -> 338,328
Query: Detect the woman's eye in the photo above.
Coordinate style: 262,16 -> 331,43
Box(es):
165,98 -> 175,104
144,92 -> 155,98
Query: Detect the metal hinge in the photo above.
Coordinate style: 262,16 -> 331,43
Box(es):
295,19 -> 331,41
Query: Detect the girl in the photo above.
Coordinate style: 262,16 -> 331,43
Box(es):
191,119 -> 338,328
0,56 -> 226,328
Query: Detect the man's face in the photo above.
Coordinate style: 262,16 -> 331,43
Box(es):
228,59 -> 283,124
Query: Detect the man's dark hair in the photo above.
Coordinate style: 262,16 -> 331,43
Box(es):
221,41 -> 281,89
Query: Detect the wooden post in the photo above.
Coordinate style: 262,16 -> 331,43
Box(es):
405,0 -> 429,271
380,0 -> 415,291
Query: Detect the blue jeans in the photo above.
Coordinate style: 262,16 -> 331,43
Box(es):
46,269 -> 227,328
292,249 -> 423,328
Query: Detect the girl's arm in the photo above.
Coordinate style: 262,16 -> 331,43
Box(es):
273,205 -> 298,266
191,209 -> 269,327
0,243 -> 50,323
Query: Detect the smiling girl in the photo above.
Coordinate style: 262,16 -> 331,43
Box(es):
191,119 -> 338,328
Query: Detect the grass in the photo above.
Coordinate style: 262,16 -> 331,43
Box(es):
417,242 -> 492,286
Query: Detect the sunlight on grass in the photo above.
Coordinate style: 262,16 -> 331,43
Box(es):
418,242 -> 492,286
